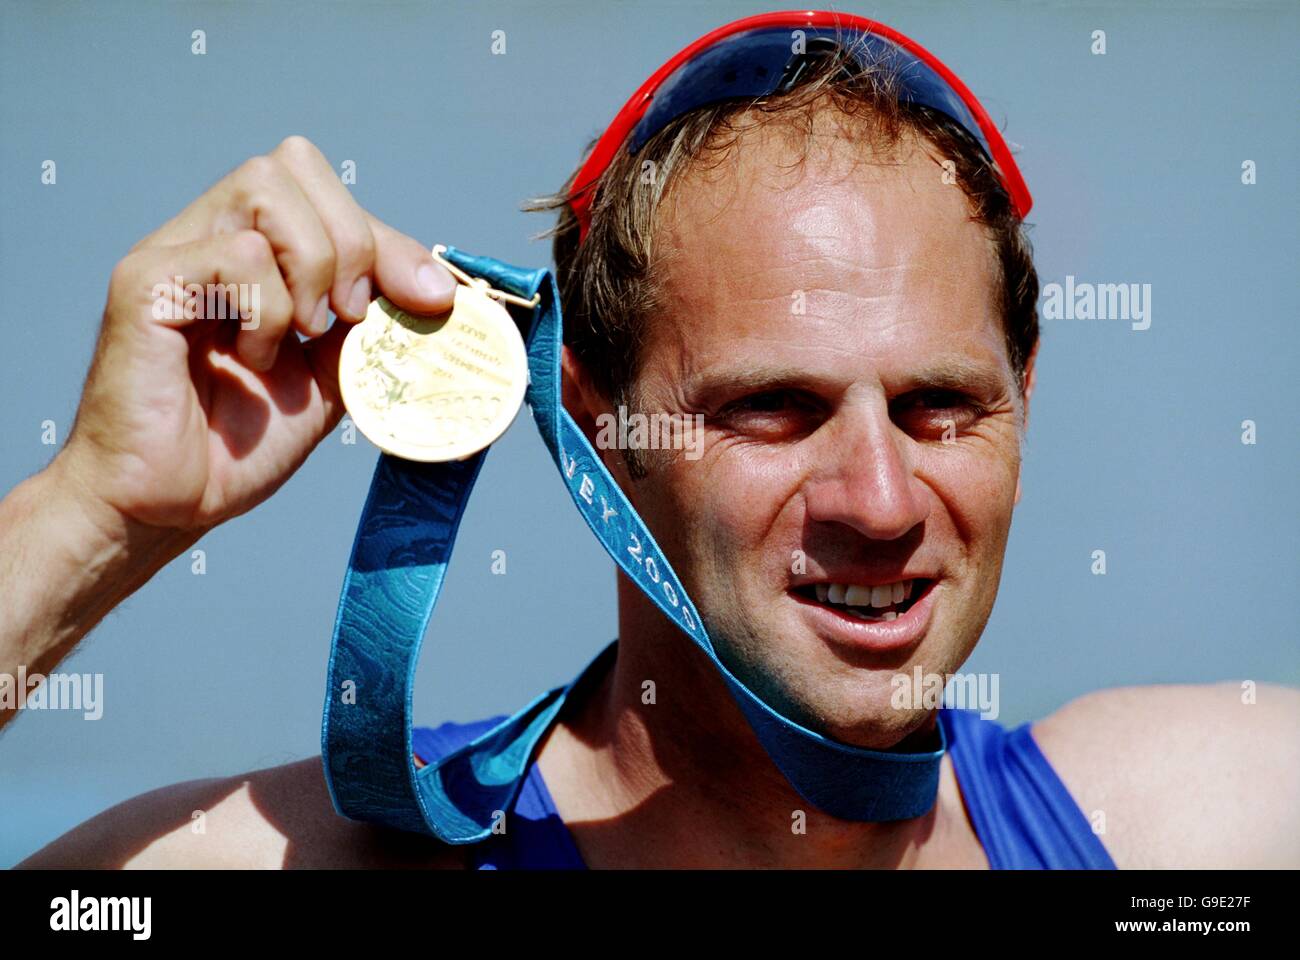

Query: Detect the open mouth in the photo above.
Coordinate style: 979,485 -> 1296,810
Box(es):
792,579 -> 934,623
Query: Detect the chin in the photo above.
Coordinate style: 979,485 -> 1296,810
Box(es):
725,636 -> 938,750
793,677 -> 935,750
703,594 -> 973,749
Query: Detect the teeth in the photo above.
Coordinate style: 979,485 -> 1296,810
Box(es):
851,608 -> 898,622
808,579 -> 921,611
844,585 -> 872,606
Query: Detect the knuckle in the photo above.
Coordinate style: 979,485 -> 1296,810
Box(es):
107,253 -> 142,295
106,253 -> 154,312
108,249 -> 175,308
229,228 -> 274,268
233,155 -> 283,199
274,134 -> 322,166
237,154 -> 275,180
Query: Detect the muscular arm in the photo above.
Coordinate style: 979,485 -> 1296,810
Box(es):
1032,681 -> 1300,868
2,136 -> 465,866
3,136 -> 456,736
0,456 -> 200,731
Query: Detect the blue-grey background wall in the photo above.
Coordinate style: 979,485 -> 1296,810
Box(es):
1,0 -> 1295,865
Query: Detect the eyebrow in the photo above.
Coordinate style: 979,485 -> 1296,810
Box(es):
897,357 -> 1013,398
683,356 -> 1013,401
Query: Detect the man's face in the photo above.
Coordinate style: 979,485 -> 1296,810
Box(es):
596,114 -> 1030,749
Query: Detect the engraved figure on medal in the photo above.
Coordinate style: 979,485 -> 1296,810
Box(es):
338,248 -> 533,462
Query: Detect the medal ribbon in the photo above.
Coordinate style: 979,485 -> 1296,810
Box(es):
321,247 -> 946,842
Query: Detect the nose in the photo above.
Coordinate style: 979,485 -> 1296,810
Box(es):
801,402 -> 930,541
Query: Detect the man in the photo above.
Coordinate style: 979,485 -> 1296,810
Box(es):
6,14 -> 1297,869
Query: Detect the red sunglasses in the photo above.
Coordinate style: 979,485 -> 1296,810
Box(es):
569,10 -> 1033,244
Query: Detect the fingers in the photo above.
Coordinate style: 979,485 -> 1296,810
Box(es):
224,155 -> 337,338
138,152 -> 334,339
268,137 -> 376,323
130,135 -> 459,362
363,212 -> 457,315
119,231 -> 295,372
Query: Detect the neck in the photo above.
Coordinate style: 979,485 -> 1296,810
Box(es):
536,571 -> 980,869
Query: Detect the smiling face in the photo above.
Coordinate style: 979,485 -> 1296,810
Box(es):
579,110 -> 1033,750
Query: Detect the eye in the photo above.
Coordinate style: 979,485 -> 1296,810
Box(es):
914,389 -> 971,410
717,389 -> 823,437
729,390 -> 798,413
890,389 -> 985,438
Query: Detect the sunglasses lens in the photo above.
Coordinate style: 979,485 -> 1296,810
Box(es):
628,27 -> 995,164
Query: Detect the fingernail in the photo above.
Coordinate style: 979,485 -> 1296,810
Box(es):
311,294 -> 330,334
416,262 -> 456,300
346,276 -> 371,319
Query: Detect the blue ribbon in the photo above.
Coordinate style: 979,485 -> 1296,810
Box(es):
322,247 -> 946,842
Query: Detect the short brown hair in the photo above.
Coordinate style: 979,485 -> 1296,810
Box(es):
526,36 -> 1038,452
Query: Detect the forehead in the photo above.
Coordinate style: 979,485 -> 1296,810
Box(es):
647,113 -> 1005,379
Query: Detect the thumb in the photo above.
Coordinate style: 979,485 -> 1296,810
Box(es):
363,212 -> 458,315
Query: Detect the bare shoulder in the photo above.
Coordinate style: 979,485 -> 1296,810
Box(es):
1030,681 -> 1300,868
16,755 -> 468,870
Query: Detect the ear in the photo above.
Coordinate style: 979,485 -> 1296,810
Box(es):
560,343 -> 601,440
561,345 -> 633,487
1013,341 -> 1039,507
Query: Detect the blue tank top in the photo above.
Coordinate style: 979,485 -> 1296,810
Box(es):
411,662 -> 1116,870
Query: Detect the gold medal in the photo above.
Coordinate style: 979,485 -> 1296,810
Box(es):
338,247 -> 534,462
